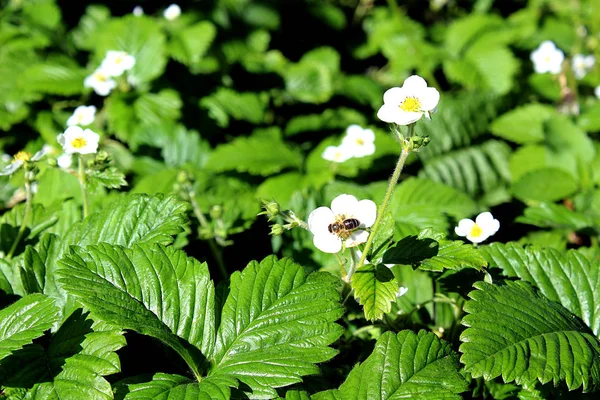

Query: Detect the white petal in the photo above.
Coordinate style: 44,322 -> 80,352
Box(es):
466,231 -> 489,244
313,233 -> 342,253
351,141 -> 376,158
355,199 -> 377,228
345,124 -> 364,137
382,87 -> 405,105
455,219 -> 474,237
393,110 -> 423,126
476,212 -> 499,236
307,206 -> 335,235
377,104 -> 400,123
402,75 -> 428,92
595,86 -> 600,99
420,87 -> 440,111
330,194 -> 359,217
397,287 -> 408,297
0,160 -> 23,176
345,230 -> 369,248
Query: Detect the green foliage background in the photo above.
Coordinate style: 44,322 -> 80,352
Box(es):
2,0 -> 600,399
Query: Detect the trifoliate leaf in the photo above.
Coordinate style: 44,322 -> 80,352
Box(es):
337,330 -> 468,399
0,294 -> 59,361
351,263 -> 399,321
57,243 -> 215,377
206,128 -> 302,176
460,280 -> 600,392
210,256 -> 344,398
481,243 -> 600,335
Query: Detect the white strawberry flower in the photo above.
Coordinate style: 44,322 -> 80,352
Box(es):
322,144 -> 353,163
84,68 -> 117,96
0,149 -> 47,176
572,54 -> 595,79
308,194 -> 377,253
377,75 -> 440,126
164,4 -> 181,20
66,105 -> 96,127
530,41 -> 564,74
133,6 -> 144,16
341,125 -> 376,158
57,126 -> 100,155
455,212 -> 500,244
57,153 -> 73,169
100,51 -> 136,77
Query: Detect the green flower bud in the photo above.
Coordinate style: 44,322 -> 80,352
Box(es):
270,224 -> 285,236
210,205 -> 223,220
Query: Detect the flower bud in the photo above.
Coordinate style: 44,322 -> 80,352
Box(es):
270,224 -> 285,236
260,199 -> 281,221
210,205 -> 223,220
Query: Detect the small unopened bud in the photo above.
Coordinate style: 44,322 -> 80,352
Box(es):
259,199 -> 281,221
176,171 -> 189,184
270,224 -> 285,236
95,150 -> 109,163
210,205 -> 223,220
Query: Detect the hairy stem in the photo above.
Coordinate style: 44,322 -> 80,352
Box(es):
78,155 -> 89,218
7,180 -> 33,259
356,125 -> 413,270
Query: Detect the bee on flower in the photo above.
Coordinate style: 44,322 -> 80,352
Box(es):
308,194 -> 377,253
84,68 -> 117,96
455,212 -> 500,244
164,4 -> 181,21
101,51 -> 136,77
572,54 -> 595,79
57,126 -> 100,155
67,105 -> 96,127
530,41 -> 564,74
377,75 -> 440,126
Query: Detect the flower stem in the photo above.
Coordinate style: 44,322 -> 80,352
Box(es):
356,125 -> 413,270
78,155 -> 89,218
187,187 -> 228,280
7,180 -> 33,259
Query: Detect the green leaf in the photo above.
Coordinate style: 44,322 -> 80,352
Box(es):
351,263 -> 399,321
490,104 -> 555,144
87,167 -> 127,191
512,168 -> 578,202
62,194 -> 189,248
337,330 -> 468,399
445,14 -> 503,56
134,89 -> 182,126
516,203 -> 594,230
382,235 -> 439,266
285,63 -> 333,104
0,294 -> 59,361
460,280 -> 600,391
199,88 -> 268,127
122,373 -> 235,400
210,256 -> 344,398
57,243 -> 215,377
169,21 -> 216,67
20,63 -> 87,96
285,108 -> 367,136
480,243 -> 600,335
94,16 -> 167,83
162,126 -> 211,169
206,128 -> 302,176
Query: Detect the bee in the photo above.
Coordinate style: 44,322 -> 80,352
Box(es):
328,218 -> 361,235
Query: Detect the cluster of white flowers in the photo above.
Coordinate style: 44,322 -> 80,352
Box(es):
455,212 -> 500,244
322,125 -> 375,163
164,4 -> 181,21
572,54 -> 595,79
531,41 -> 564,74
84,51 -> 136,96
377,75 -> 440,126
57,105 -> 100,159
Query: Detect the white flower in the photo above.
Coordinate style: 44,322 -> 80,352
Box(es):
530,41 -> 565,74
377,75 -> 440,126
341,125 -> 376,158
595,86 -> 600,99
572,54 -> 595,79
455,212 -> 500,244
397,287 -> 408,298
133,6 -> 144,16
57,126 -> 100,155
84,68 -> 117,96
66,105 -> 96,127
57,153 -> 73,169
308,194 -> 377,253
100,51 -> 136,77
164,4 -> 181,20
0,149 -> 47,176
322,145 -> 353,163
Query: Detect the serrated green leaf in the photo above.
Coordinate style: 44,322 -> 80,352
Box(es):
351,263 -> 399,321
210,256 -> 344,398
512,168 -> 578,202
460,280 -> 600,392
338,330 -> 468,399
134,89 -> 182,126
0,294 -> 59,361
206,128 -> 302,176
87,167 -> 127,190
122,373 -> 235,400
382,235 -> 439,266
57,243 -> 215,377
169,21 -> 216,67
285,63 -> 333,104
481,243 -> 600,335
516,203 -> 594,230
20,63 -> 86,96
490,104 -> 555,144
199,88 -> 268,127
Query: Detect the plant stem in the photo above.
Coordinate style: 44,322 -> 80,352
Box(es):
7,180 -> 33,259
356,125 -> 413,270
78,155 -> 89,218
187,187 -> 228,279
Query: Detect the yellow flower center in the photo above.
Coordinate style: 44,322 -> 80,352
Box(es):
400,97 -> 421,112
115,56 -> 123,64
95,72 -> 107,82
470,223 -> 483,238
355,138 -> 364,146
71,137 -> 87,149
13,151 -> 31,162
